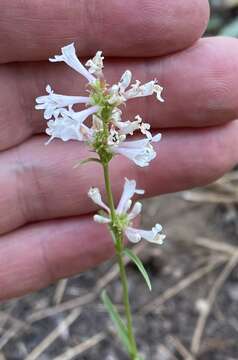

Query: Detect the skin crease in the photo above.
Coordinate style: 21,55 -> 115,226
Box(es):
0,0 -> 237,300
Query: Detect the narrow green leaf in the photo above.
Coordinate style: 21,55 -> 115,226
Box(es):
73,157 -> 101,168
101,290 -> 131,353
124,248 -> 152,291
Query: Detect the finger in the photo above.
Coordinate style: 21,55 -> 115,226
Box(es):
0,215 -> 115,300
1,121 -> 237,235
1,37 -> 238,150
0,0 -> 209,63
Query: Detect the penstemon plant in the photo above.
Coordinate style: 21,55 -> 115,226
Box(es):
36,43 -> 166,360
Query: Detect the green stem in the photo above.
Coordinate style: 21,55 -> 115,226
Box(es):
116,243 -> 138,358
102,163 -> 116,222
102,162 -> 138,359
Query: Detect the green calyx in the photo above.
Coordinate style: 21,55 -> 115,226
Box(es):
89,79 -> 116,164
89,79 -> 113,110
93,130 -> 113,163
109,213 -> 130,240
116,213 -> 130,229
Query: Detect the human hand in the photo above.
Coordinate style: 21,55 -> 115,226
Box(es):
0,0 -> 237,300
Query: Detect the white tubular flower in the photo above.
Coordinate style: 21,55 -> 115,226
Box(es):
107,128 -> 126,146
125,224 -> 166,245
46,115 -> 81,143
118,70 -> 132,92
46,116 -> 93,144
64,105 -> 100,122
91,178 -> 165,245
85,51 -> 104,77
116,178 -> 144,214
111,108 -> 122,123
45,105 -> 99,143
110,133 -> 162,167
140,122 -> 151,139
108,85 -> 124,105
93,214 -> 111,224
90,179 -> 143,218
49,43 -> 96,83
125,80 -> 164,102
109,70 -> 164,104
153,84 -> 164,102
115,119 -> 141,136
88,187 -> 110,213
134,115 -> 152,139
112,114 -> 152,138
35,85 -> 90,120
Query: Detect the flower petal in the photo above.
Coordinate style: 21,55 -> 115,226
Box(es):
49,43 -> 96,83
88,187 -> 110,213
125,228 -> 141,243
93,214 -> 110,224
66,105 -> 100,122
152,133 -> 162,142
116,178 -> 144,214
35,85 -> 90,120
112,142 -> 156,167
128,201 -> 142,220
125,224 -> 165,244
111,132 -> 162,167
115,119 -> 141,136
45,116 -> 83,143
119,70 -> 132,92
85,51 -> 104,77
154,84 -> 164,102
124,79 -> 164,103
124,80 -> 154,99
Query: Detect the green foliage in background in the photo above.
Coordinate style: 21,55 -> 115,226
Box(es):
208,0 -> 238,36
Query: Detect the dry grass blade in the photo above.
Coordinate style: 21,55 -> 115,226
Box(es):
54,332 -> 106,360
191,252 -> 238,355
181,171 -> 238,205
141,259 -> 226,314
200,338 -> 237,355
26,309 -> 81,360
0,327 -> 21,351
27,293 -> 94,323
157,344 -> 179,360
53,279 -> 68,305
222,171 -> 238,181
194,237 -> 237,255
0,311 -> 29,350
181,191 -> 238,204
168,335 -> 195,360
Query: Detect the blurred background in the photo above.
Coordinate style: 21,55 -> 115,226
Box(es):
1,1 -> 238,359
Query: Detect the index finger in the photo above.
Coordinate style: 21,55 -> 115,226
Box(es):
0,0 -> 209,63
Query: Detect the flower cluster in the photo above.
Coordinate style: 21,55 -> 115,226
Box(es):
89,178 -> 165,245
35,43 -> 166,245
35,43 -> 164,167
